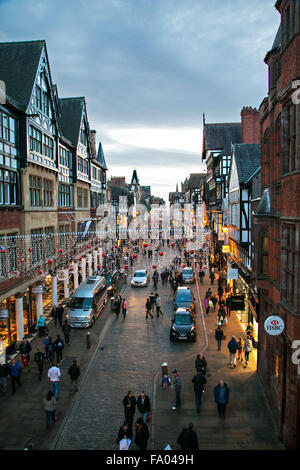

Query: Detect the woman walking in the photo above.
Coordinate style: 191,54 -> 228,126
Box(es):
44,390 -> 56,431
237,337 -> 244,362
145,298 -> 153,319
122,298 -> 128,319
134,418 -> 149,451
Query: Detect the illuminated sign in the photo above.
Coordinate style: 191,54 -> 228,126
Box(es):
222,245 -> 230,253
264,316 -> 285,336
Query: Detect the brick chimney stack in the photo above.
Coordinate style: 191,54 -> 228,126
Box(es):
90,129 -> 97,159
241,107 -> 261,144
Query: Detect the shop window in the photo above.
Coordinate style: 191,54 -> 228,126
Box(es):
43,179 -> 53,207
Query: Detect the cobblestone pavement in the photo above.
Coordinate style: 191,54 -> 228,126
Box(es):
52,246 -> 205,449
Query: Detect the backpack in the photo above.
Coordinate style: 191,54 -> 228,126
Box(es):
57,341 -> 63,349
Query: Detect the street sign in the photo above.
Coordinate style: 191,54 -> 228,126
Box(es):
227,268 -> 238,280
264,316 -> 285,336
230,294 -> 245,311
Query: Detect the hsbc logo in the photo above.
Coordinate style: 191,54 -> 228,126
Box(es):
264,316 -> 285,336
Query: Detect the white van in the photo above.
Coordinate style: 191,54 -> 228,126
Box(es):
66,276 -> 107,328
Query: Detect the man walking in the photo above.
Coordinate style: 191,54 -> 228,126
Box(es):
192,370 -> 206,413
228,336 -> 238,368
136,391 -> 151,423
214,380 -> 230,418
155,294 -> 163,317
123,391 -> 136,438
9,359 -> 22,394
62,319 -> 71,347
172,369 -> 182,410
145,298 -> 153,319
54,335 -> 64,363
149,292 -> 155,313
243,335 -> 253,365
34,348 -> 45,381
48,362 -> 61,400
37,314 -> 46,337
215,325 -> 224,350
68,359 -> 80,393
57,304 -> 64,327
177,423 -> 199,450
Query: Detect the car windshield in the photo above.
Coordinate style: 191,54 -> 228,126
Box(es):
176,292 -> 192,301
69,298 -> 93,309
183,269 -> 193,275
134,272 -> 146,277
174,314 -> 193,325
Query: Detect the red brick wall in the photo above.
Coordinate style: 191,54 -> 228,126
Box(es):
241,107 -> 261,144
280,34 -> 300,89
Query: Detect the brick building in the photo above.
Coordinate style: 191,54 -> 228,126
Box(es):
253,0 -> 300,449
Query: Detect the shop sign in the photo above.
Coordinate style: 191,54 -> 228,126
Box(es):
230,294 -> 245,311
218,232 -> 225,241
227,268 -> 238,280
222,245 -> 230,253
0,340 -> 5,364
264,316 -> 285,336
0,309 -> 9,319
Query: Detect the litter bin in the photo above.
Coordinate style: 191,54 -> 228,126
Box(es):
110,297 -> 115,312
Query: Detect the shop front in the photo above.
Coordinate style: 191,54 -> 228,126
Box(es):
233,273 -> 259,348
0,290 -> 32,351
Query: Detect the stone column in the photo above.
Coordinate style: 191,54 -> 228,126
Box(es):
64,269 -> 69,299
15,293 -> 24,341
33,285 -> 43,320
81,258 -> 86,283
73,262 -> 79,290
52,273 -> 58,307
87,254 -> 93,277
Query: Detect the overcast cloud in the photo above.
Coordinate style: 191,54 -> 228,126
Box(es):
0,0 -> 280,200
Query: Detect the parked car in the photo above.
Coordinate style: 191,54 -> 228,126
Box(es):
170,308 -> 196,342
131,269 -> 149,287
182,267 -> 195,284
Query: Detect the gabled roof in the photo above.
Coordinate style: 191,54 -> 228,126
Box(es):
96,142 -> 108,170
202,122 -> 242,159
58,97 -> 85,146
0,40 -> 45,109
232,143 -> 261,184
188,173 -> 207,189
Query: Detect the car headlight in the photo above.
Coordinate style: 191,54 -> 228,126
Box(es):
190,326 -> 195,332
172,326 -> 177,331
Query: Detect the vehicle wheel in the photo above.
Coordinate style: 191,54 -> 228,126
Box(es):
170,334 -> 174,342
192,336 -> 197,342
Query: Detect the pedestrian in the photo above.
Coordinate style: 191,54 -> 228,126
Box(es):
243,335 -> 253,365
152,270 -> 159,289
62,319 -> 71,346
47,337 -> 55,363
134,418 -> 149,451
0,361 -> 10,395
19,338 -> 31,372
145,298 -> 153,318
214,380 -> 230,418
211,294 -> 218,311
121,298 -> 128,319
199,269 -> 204,284
136,391 -> 151,423
209,271 -> 215,285
47,362 -> 61,400
123,391 -> 136,437
205,288 -> 212,299
226,295 -> 231,317
204,297 -> 210,316
51,305 -> 58,327
57,304 -> 64,327
114,295 -> 121,318
195,354 -> 207,374
171,369 -> 182,410
177,423 -> 199,450
54,335 -> 64,363
37,314 -> 46,337
44,390 -> 56,431
237,337 -> 244,362
149,292 -> 155,313
228,336 -> 238,368
43,333 -> 50,360
215,326 -> 224,350
68,359 -> 80,393
9,359 -> 22,394
34,348 -> 45,381
192,371 -> 206,413
116,421 -> 131,450
155,294 -> 163,317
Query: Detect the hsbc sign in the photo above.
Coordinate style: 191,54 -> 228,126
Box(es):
264,316 -> 285,336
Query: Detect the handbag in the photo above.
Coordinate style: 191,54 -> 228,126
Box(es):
147,411 -> 152,423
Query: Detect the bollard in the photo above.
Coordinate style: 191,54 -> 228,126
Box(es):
110,297 -> 115,312
86,332 -> 91,349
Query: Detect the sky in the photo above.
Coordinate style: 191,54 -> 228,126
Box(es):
0,0 -> 280,200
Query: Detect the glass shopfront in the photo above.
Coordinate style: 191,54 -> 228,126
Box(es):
234,274 -> 258,347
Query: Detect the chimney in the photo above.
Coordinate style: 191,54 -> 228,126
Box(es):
90,129 -> 97,159
241,107 -> 261,144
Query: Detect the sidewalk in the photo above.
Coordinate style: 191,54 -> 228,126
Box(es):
0,289 -> 118,450
153,272 -> 285,450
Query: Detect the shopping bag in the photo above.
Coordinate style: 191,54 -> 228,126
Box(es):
147,411 -> 152,423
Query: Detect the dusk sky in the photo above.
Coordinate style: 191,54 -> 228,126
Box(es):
0,0 -> 280,200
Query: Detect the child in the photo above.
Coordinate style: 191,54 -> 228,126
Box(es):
161,374 -> 171,388
237,337 -> 244,361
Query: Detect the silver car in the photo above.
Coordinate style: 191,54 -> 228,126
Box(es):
182,267 -> 195,284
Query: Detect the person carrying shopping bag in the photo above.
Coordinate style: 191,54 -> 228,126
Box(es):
122,298 -> 128,319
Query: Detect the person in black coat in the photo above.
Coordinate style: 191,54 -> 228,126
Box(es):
177,423 -> 199,450
192,372 -> 206,413
194,354 -> 207,374
136,391 -> 151,422
57,304 -> 64,327
116,421 -> 130,445
134,418 -> 149,451
54,335 -> 64,363
123,391 -> 136,437
215,326 -> 224,350
214,380 -> 230,417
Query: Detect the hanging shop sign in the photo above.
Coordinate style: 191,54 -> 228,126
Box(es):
230,294 -> 245,311
264,316 -> 285,336
227,268 -> 238,280
218,232 -> 225,241
222,245 -> 230,253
